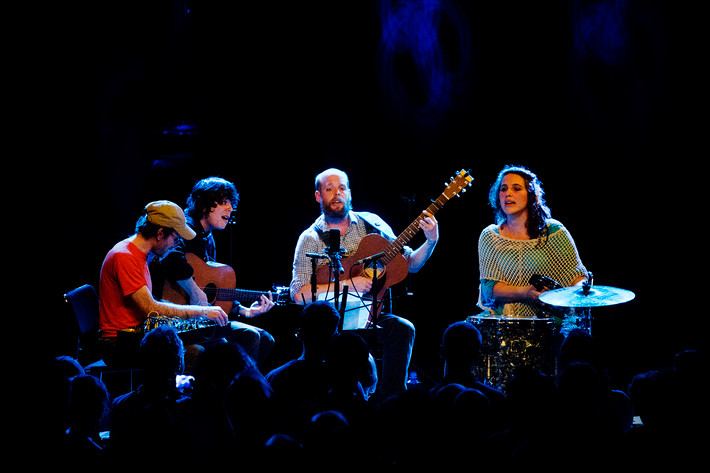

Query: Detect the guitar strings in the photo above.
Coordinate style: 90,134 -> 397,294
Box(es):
202,286 -> 283,306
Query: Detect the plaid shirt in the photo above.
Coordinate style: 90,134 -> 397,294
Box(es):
289,211 -> 411,301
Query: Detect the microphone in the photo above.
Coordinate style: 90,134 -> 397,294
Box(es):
306,253 -> 329,259
327,229 -> 345,274
328,229 -> 341,254
353,252 -> 386,266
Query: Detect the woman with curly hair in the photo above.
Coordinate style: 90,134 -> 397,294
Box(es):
477,165 -> 588,317
471,165 -> 590,391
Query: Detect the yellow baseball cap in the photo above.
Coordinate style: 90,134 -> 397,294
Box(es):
144,200 -> 196,240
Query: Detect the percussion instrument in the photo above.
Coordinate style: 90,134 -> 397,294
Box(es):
539,285 -> 635,308
466,315 -> 554,392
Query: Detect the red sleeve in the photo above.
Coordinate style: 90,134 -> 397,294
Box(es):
114,252 -> 152,296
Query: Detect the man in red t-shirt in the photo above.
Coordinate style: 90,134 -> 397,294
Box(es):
98,200 -> 229,367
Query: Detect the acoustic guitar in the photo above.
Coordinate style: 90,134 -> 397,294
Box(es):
316,169 -> 473,323
162,253 -> 288,314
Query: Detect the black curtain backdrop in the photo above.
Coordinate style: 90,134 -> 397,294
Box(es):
39,1 -> 708,387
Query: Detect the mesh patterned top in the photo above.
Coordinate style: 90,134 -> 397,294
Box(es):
477,219 -> 588,317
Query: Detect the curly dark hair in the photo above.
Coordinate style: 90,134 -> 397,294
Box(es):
488,165 -> 551,240
185,177 -> 239,221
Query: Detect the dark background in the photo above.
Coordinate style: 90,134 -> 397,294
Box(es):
39,1 -> 707,388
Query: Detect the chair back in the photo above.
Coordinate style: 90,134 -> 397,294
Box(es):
64,284 -> 100,336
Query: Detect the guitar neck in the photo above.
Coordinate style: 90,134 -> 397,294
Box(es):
209,287 -> 270,305
380,195 -> 446,265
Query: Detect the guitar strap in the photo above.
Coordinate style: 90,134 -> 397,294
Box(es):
354,211 -> 397,240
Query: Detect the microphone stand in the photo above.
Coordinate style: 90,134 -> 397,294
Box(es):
324,249 -> 344,312
306,251 -> 345,309
364,253 -> 384,328
305,253 -> 327,303
338,284 -> 348,331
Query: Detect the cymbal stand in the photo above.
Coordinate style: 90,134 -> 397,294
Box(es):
581,271 -> 593,334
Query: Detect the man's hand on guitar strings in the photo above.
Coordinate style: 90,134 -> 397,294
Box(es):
349,276 -> 373,296
244,292 -> 275,318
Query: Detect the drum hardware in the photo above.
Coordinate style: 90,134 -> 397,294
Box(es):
537,272 -> 635,337
536,270 -> 635,308
469,273 -> 636,391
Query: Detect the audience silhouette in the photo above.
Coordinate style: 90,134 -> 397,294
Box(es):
435,320 -> 509,434
104,325 -> 191,469
266,301 -> 340,433
175,339 -> 260,468
626,348 -> 707,467
46,306 -> 707,469
62,374 -> 111,468
47,355 -> 86,445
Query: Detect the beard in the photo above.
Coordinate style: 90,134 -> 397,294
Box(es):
321,198 -> 352,220
152,243 -> 174,259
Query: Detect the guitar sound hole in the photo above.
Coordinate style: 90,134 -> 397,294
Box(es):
362,261 -> 386,280
203,283 -> 218,304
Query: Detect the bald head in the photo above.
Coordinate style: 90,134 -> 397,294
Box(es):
315,168 -> 352,219
315,168 -> 349,192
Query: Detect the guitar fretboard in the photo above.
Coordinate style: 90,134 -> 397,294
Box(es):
203,286 -> 271,304
381,193 -> 449,265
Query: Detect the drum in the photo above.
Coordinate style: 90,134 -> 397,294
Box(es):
466,315 -> 554,392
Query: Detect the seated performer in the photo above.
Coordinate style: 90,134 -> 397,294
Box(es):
472,165 -> 589,391
158,177 -> 275,367
290,168 -> 439,398
476,165 -> 588,320
98,200 -> 229,368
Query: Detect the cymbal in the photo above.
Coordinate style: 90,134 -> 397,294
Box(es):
539,285 -> 635,308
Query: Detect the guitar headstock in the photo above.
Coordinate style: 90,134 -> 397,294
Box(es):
442,169 -> 474,200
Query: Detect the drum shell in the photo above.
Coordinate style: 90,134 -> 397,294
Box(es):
466,315 -> 554,392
